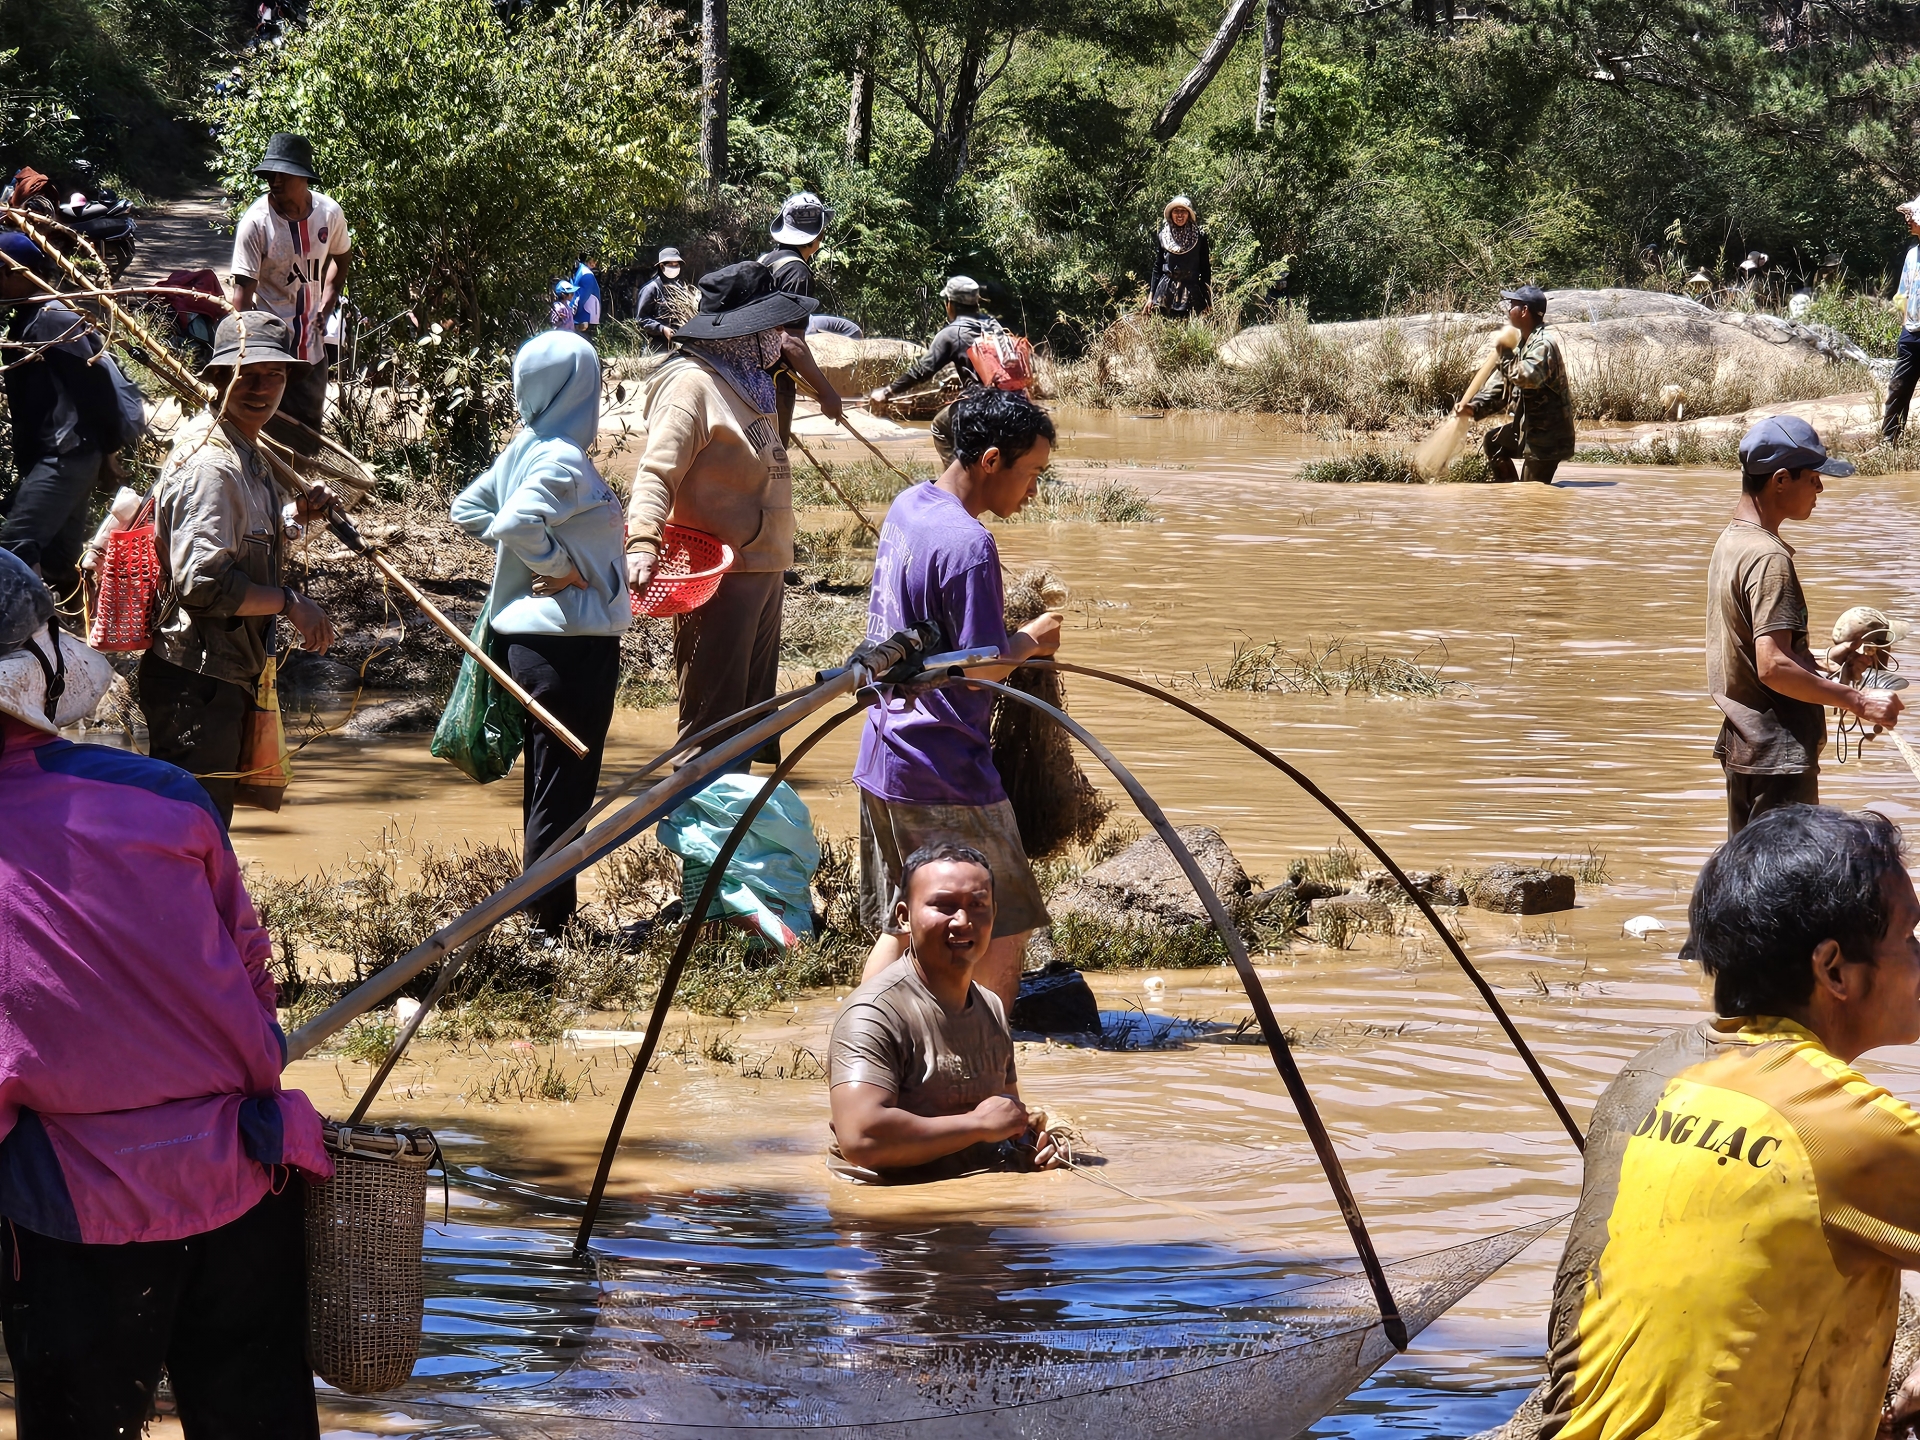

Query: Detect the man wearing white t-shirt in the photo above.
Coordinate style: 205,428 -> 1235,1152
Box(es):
1884,193 -> 1920,443
226,133 -> 350,455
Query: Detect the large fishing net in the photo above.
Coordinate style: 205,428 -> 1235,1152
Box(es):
397,1215 -> 1560,1439
991,569 -> 1111,859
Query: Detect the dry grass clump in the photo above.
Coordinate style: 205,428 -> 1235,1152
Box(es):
1299,448 -> 1494,485
464,1048 -> 601,1104
1011,474 -> 1160,523
1197,636 -> 1469,698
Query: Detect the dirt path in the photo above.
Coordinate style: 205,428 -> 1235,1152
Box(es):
128,187 -> 232,284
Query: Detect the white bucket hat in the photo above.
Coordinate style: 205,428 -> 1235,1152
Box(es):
769,192 -> 834,247
0,625 -> 115,733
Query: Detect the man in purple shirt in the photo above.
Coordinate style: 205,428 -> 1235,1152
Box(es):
853,389 -> 1061,1013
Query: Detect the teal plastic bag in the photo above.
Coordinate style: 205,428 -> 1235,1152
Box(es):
658,776 -> 822,946
430,603 -> 525,784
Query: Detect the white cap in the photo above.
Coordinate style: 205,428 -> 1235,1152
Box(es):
1898,195 -> 1920,216
0,628 -> 115,734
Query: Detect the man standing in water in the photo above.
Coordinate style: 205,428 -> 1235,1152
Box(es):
1455,284 -> 1573,485
829,844 -> 1063,1183
1532,805 -> 1920,1439
854,388 -> 1060,1015
1707,416 -> 1900,836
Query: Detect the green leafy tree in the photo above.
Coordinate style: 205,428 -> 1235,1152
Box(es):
209,0 -> 700,342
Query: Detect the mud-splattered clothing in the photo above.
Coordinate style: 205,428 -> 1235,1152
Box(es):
1535,1017 -> 1920,1440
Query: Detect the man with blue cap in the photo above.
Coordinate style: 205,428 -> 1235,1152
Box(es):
1455,283 -> 1574,485
1707,415 -> 1901,835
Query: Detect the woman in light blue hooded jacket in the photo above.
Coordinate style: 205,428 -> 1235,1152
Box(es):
452,330 -> 628,932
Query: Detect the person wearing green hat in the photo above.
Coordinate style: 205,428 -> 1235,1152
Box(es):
226,133 -> 351,457
138,311 -> 340,825
869,276 -> 1007,464
1455,284 -> 1575,485
1707,415 -> 1902,836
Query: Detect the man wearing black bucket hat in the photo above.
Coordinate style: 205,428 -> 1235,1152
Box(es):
138,310 -> 340,824
627,261 -> 814,765
1455,284 -> 1574,485
756,191 -> 845,443
227,132 -> 351,457
1707,415 -> 1901,836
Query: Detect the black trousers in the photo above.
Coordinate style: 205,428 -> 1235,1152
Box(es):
263,360 -> 328,456
1,1184 -> 319,1439
0,447 -> 104,601
1724,766 -> 1818,838
673,570 -> 783,771
503,632 -> 622,930
137,651 -> 254,827
1885,332 -> 1920,442
1483,423 -> 1561,485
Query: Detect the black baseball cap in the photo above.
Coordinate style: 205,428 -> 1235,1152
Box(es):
1500,284 -> 1548,311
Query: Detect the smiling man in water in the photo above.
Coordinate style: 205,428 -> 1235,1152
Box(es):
1534,805 -> 1920,1440
828,844 -> 1063,1183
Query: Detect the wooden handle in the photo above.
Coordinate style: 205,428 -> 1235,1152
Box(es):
787,372 -> 920,487
786,430 -> 881,540
366,554 -> 590,758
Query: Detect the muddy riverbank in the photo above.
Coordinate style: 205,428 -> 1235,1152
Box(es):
57,407 -> 1920,1438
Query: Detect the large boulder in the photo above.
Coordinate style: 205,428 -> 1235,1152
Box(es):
1219,288 -> 1867,414
804,334 -> 924,397
1598,392 -> 1881,455
1049,826 -> 1251,931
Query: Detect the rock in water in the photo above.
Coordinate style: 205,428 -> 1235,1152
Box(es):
1049,826 -> 1251,930
1469,864 -> 1576,915
342,696 -> 441,737
1366,869 -> 1470,907
1011,961 -> 1101,1034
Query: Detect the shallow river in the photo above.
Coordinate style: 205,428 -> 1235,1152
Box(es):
215,407 -> 1920,1437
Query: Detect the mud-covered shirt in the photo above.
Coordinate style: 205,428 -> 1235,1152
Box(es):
1706,520 -> 1826,773
1535,1018 -> 1920,1440
827,958 -> 1017,1183
1468,325 -> 1576,462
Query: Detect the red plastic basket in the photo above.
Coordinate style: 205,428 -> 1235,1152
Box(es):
631,524 -> 735,618
88,501 -> 162,653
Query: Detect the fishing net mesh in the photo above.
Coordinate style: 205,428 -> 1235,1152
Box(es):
992,568 -> 1112,859
399,1214 -> 1562,1439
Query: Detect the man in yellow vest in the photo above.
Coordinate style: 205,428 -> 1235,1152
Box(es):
1534,803 -> 1920,1439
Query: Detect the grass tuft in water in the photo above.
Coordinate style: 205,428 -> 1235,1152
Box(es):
1298,449 -> 1494,486
1201,637 -> 1469,697
463,1048 -> 600,1104
1290,842 -> 1365,889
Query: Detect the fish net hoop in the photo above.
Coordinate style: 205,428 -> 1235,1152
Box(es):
306,1119 -> 437,1395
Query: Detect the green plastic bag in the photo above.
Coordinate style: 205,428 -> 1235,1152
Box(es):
430,603 -> 525,784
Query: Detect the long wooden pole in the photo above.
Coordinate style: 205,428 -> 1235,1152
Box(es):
785,429 -> 880,540
9,211 -> 588,756
786,371 -> 923,487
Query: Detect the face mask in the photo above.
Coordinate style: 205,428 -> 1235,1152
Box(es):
757,329 -> 786,369
662,265 -> 681,280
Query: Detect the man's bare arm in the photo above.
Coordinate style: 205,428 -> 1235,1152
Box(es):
829,1081 -> 1028,1170
228,275 -> 258,311
318,251 -> 350,326
1757,632 -> 1903,726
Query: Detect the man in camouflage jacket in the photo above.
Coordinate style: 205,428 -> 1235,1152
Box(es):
1459,284 -> 1575,485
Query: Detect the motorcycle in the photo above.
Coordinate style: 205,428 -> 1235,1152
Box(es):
1,163 -> 139,280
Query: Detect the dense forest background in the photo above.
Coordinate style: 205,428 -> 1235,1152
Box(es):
10,0 -> 1920,345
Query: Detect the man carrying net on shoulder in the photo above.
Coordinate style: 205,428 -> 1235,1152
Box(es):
1532,804 -> 1920,1439
829,843 -> 1065,1184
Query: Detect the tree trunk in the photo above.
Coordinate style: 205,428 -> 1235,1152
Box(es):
930,27 -> 987,190
1255,0 -> 1286,131
701,0 -> 729,192
846,42 -> 874,166
1152,0 -> 1258,141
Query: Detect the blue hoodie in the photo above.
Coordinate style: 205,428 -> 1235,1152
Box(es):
452,331 -> 631,637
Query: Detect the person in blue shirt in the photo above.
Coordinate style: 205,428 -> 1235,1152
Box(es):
451,330 -> 630,933
572,253 -> 603,338
1883,196 -> 1920,442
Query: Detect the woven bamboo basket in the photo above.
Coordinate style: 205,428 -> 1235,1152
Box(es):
306,1119 -> 437,1395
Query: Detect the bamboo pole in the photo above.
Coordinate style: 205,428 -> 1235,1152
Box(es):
6,211 -> 587,755
787,371 -> 923,487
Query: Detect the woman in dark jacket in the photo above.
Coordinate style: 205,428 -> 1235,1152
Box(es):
1149,195 -> 1212,318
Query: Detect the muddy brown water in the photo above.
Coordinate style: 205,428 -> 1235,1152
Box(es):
110,407 -> 1920,1437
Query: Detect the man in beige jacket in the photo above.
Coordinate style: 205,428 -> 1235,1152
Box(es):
626,262 -> 817,763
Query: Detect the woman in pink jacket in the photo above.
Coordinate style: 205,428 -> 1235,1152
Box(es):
0,549 -> 331,1435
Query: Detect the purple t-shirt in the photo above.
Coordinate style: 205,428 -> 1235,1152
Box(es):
853,483 -> 1011,806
